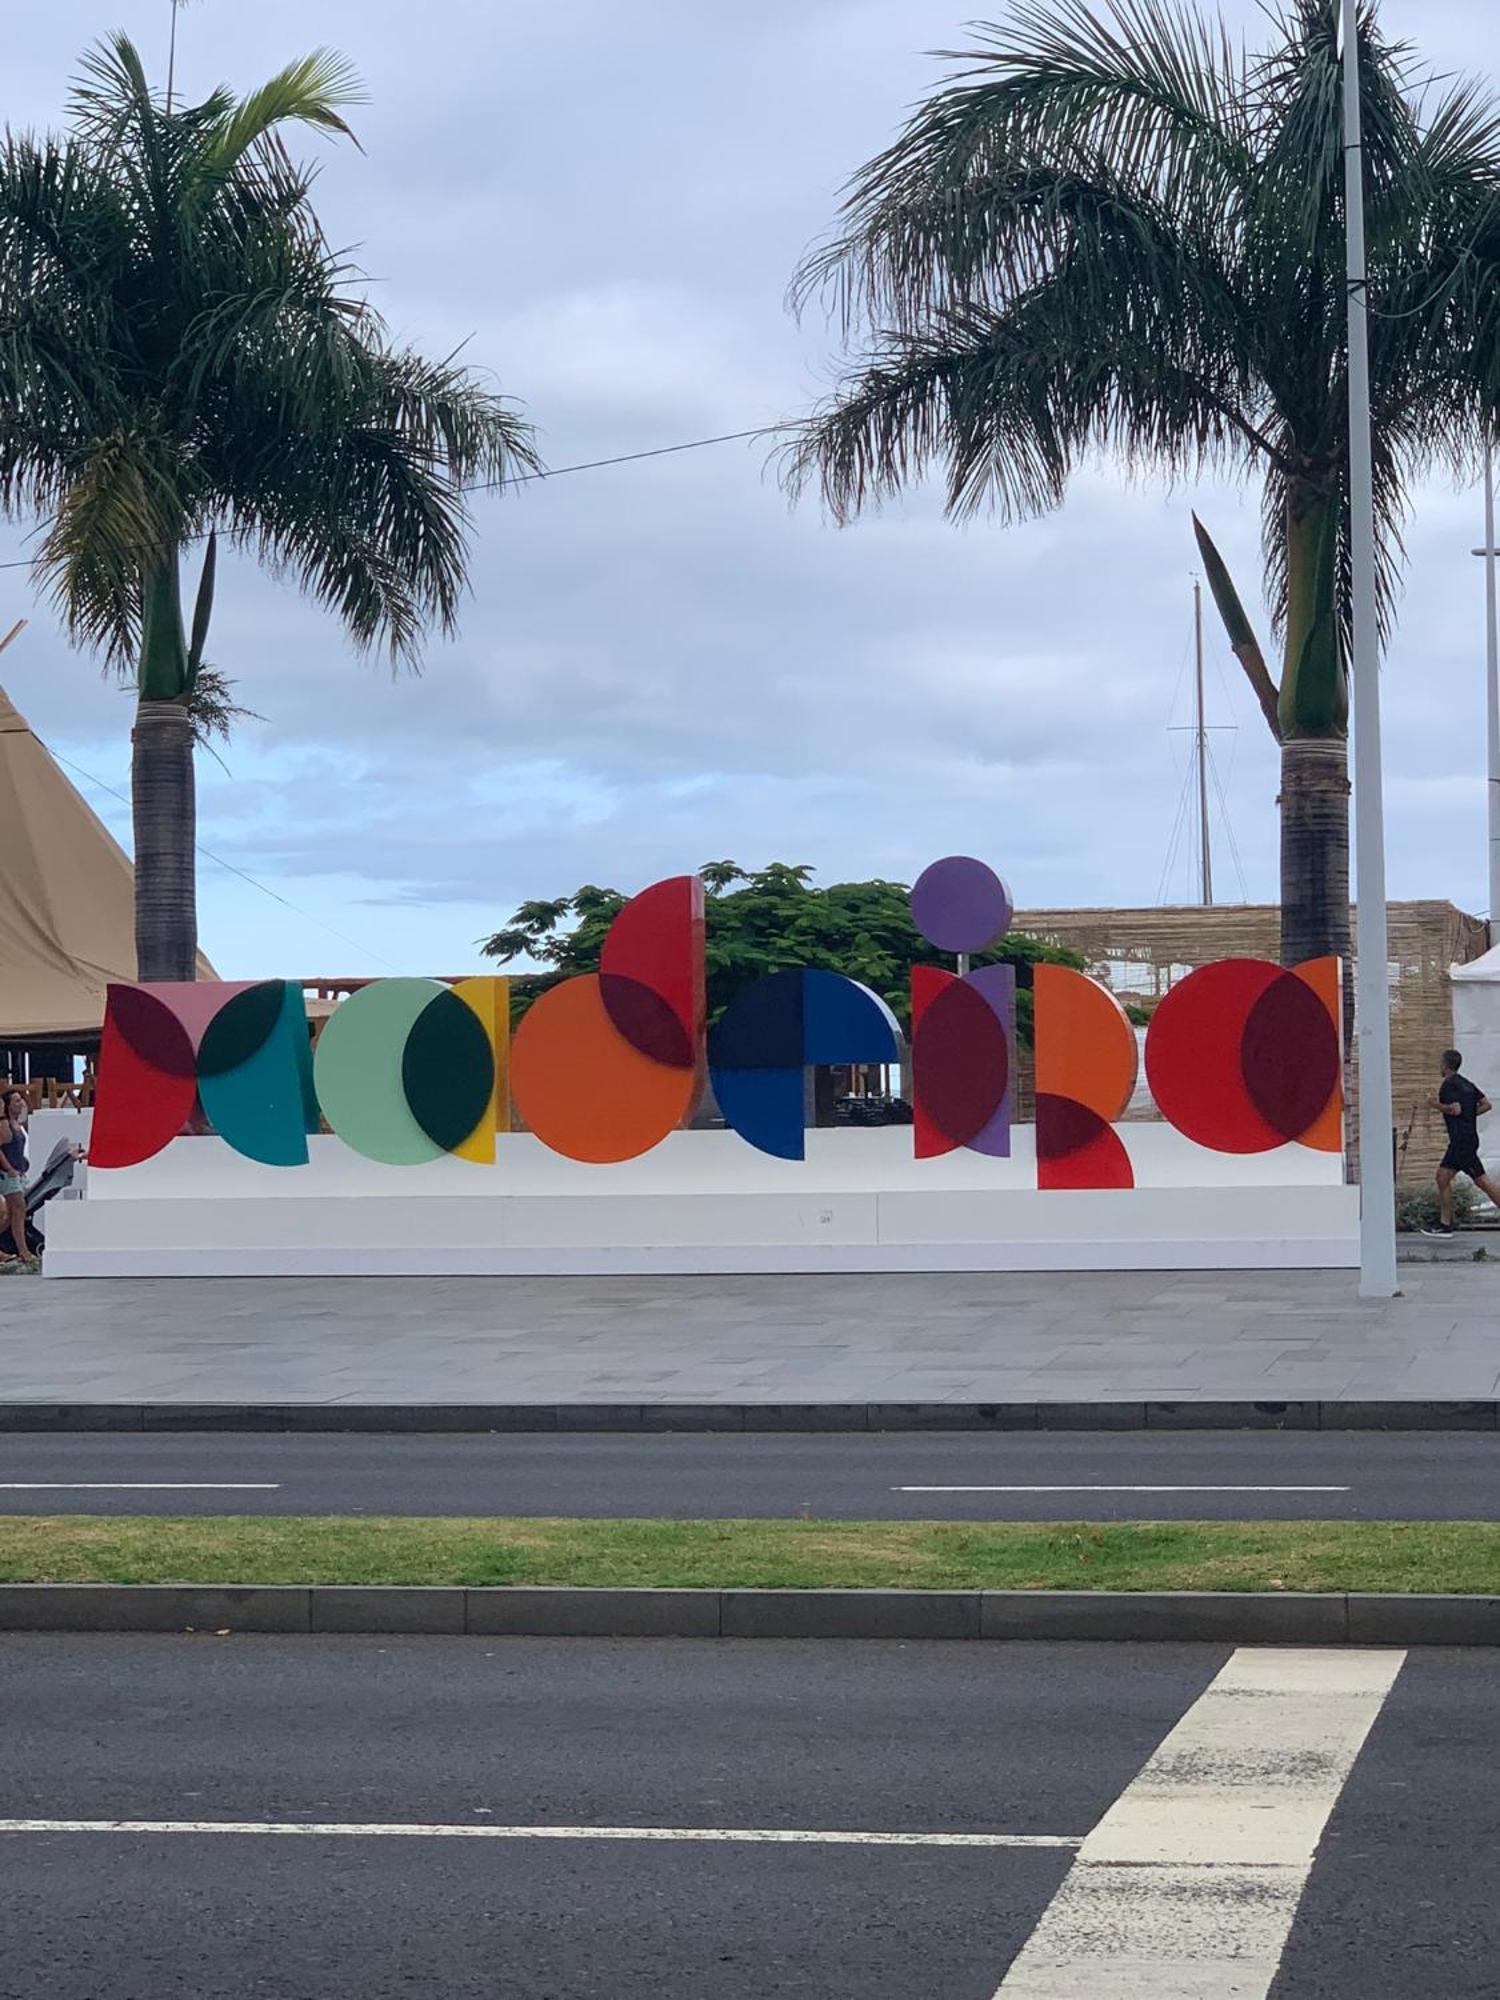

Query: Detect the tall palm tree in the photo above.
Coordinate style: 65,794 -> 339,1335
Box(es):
0,35 -> 538,979
787,0 -> 1500,976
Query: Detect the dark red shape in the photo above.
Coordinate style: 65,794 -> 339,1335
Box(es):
598,973 -> 695,1069
911,967 -> 957,1158
600,876 -> 705,1069
106,985 -> 196,1079
1145,959 -> 1285,1154
88,987 -> 200,1168
912,973 -> 1009,1158
1241,973 -> 1342,1142
1035,1094 -> 1135,1189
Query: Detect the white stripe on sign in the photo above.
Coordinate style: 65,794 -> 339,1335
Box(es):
0,1819 -> 1077,1850
0,1484 -> 281,1492
992,1646 -> 1404,1998
895,1486 -> 1350,1495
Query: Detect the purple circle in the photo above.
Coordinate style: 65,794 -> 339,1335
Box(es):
910,857 -> 1014,955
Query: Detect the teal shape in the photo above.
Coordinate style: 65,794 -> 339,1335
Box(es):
198,982 -> 318,1167
313,979 -> 448,1165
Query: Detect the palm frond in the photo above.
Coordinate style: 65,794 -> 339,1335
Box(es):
0,30 -> 531,691
793,0 -> 1248,331
203,50 -> 367,173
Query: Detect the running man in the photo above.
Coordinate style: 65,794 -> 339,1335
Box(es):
1425,1048 -> 1500,1235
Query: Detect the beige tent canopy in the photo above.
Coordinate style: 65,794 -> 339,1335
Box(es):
0,680 -> 213,1044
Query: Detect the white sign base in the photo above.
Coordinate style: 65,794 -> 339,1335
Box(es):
43,1126 -> 1357,1276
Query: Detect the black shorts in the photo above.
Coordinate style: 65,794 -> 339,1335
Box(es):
1441,1142 -> 1486,1180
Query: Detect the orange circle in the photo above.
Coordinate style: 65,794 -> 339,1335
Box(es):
1033,963 -> 1139,1121
510,975 -> 698,1163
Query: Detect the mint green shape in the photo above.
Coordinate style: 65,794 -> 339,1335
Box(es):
199,982 -> 318,1167
313,979 -> 448,1165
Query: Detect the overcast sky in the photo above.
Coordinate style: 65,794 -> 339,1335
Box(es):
4,0 -> 1498,977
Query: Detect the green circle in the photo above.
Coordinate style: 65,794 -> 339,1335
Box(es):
313,979 -> 448,1165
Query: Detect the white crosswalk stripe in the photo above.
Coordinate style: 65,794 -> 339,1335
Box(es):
992,1647 -> 1406,1998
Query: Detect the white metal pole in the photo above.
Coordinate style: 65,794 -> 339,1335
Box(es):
1194,581 -> 1213,905
1342,0 -> 1397,1298
1485,441 -> 1500,932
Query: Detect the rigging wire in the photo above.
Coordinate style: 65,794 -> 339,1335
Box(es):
1206,736 -> 1251,901
46,744 -> 406,973
0,428 -> 773,575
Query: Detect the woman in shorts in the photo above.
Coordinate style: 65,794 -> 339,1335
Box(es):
0,1088 -> 36,1269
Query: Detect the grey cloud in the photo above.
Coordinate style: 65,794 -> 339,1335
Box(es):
2,0 -> 1495,980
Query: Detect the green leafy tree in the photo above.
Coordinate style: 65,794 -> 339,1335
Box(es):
0,35 -> 538,979
482,862 -> 1084,1044
785,0 -> 1500,979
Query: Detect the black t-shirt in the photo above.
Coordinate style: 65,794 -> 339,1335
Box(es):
1440,1073 -> 1484,1148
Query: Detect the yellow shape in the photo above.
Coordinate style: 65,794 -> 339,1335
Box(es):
452,976 -> 510,1161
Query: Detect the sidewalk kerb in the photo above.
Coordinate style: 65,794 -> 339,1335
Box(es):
978,1589 -> 1350,1644
0,1584 -> 1490,1642
1,1399 -> 1496,1432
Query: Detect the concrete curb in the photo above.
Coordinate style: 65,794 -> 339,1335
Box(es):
0,1399 -> 1495,1433
0,1584 -> 1496,1643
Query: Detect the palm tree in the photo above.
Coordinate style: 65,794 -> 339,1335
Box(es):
787,0 -> 1500,977
0,35 -> 538,978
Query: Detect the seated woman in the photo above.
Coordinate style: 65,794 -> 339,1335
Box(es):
0,1088 -> 37,1270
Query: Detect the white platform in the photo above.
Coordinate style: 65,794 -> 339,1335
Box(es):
44,1125 -> 1358,1275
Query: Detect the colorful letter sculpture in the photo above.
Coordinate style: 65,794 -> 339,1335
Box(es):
1145,958 -> 1343,1154
709,969 -> 904,1160
91,979 -> 319,1168
90,860 -> 1345,1185
510,875 -> 705,1162
908,857 -> 1016,1160
314,977 -> 507,1166
1033,964 -> 1139,1189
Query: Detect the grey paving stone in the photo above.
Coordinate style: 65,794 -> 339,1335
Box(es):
741,1404 -> 870,1431
140,1404 -> 290,1432
0,1585 -> 311,1632
866,1403 -> 1038,1431
0,1404 -> 144,1432
1035,1403 -> 1148,1430
1330,1401 -> 1499,1430
1345,1594 -> 1500,1645
719,1589 -> 980,1640
637,1405 -> 747,1432
310,1587 -> 466,1635
1145,1400 -> 1320,1431
979,1590 -> 1349,1643
12,1266 -> 1500,1408
464,1588 -> 720,1637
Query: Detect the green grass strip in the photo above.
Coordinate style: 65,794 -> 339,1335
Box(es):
0,1518 -> 1495,1593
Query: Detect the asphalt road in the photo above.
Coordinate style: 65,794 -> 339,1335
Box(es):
0,1428 -> 1494,1517
0,1634 -> 1492,1998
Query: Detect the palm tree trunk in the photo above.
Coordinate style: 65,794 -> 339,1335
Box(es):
1277,480 -> 1351,982
1279,736 -> 1350,971
132,551 -> 197,982
131,702 -> 197,980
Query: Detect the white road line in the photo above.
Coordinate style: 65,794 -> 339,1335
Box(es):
0,1819 -> 1077,1850
0,1484 -> 281,1492
894,1485 -> 1350,1495
992,1646 -> 1405,1999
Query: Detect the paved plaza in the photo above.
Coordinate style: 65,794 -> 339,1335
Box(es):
4,1263 -> 1497,1406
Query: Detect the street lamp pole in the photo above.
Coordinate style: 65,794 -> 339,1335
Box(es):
1342,0 -> 1397,1298
1474,441 -> 1500,933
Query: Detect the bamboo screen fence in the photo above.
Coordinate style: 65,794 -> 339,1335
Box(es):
1016,901 -> 1490,1190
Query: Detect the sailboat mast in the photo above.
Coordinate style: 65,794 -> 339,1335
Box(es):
1194,580 -> 1213,905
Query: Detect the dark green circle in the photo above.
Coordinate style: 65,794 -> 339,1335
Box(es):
401,988 -> 496,1153
198,982 -> 288,1077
